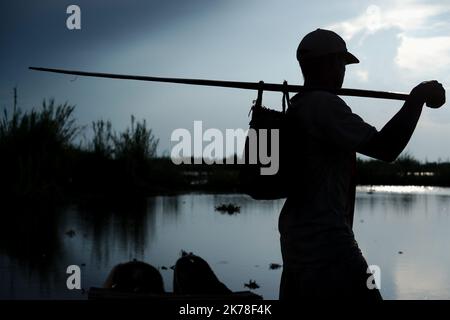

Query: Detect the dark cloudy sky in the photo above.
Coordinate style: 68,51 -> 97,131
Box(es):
1,0 -> 450,160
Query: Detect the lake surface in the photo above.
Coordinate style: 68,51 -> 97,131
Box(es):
1,186 -> 450,300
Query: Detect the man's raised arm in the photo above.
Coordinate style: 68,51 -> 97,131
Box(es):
357,80 -> 445,162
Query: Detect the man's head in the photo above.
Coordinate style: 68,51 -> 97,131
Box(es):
297,29 -> 359,89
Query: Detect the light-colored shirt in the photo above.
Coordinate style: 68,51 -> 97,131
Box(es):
279,90 -> 377,270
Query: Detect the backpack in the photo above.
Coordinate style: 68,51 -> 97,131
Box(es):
239,81 -> 294,200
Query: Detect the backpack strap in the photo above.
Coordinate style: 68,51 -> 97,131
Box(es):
282,80 -> 291,114
249,80 -> 265,117
256,80 -> 264,108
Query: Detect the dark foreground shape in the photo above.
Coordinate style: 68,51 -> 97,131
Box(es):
88,288 -> 262,300
94,254 -> 262,300
103,260 -> 165,294
173,251 -> 233,295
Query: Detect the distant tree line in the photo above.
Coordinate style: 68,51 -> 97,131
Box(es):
356,154 -> 450,187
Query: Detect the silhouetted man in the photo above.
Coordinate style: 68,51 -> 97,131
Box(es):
279,28 -> 445,300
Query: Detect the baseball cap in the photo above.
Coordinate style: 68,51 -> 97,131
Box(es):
296,28 -> 359,65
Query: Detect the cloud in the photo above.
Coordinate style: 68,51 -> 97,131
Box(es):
328,1 -> 450,40
327,5 -> 384,40
395,35 -> 450,75
327,1 -> 450,75
354,69 -> 369,82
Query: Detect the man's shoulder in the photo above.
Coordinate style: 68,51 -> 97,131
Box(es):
308,90 -> 346,105
291,90 -> 349,115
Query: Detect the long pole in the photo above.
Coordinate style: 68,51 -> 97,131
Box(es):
29,67 -> 409,101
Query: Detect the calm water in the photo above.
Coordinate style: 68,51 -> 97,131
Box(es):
1,186 -> 450,300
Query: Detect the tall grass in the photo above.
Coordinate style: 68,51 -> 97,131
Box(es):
83,116 -> 163,197
0,99 -> 78,148
90,119 -> 114,159
90,116 -> 159,160
0,100 -> 79,201
113,115 -> 159,161
0,93 -> 185,203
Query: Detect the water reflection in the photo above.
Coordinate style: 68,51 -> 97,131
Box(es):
0,204 -> 64,298
1,189 -> 450,299
354,187 -> 450,300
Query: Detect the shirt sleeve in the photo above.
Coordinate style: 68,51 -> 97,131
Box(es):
311,92 -> 377,151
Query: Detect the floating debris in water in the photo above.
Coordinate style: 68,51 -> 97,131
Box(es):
81,263 -> 86,267
244,280 -> 260,290
65,229 -> 76,238
398,251 -> 403,254
161,266 -> 168,270
170,265 -> 175,270
269,263 -> 282,270
215,203 -> 240,214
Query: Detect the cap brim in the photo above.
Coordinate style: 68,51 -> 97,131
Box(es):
344,51 -> 359,64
